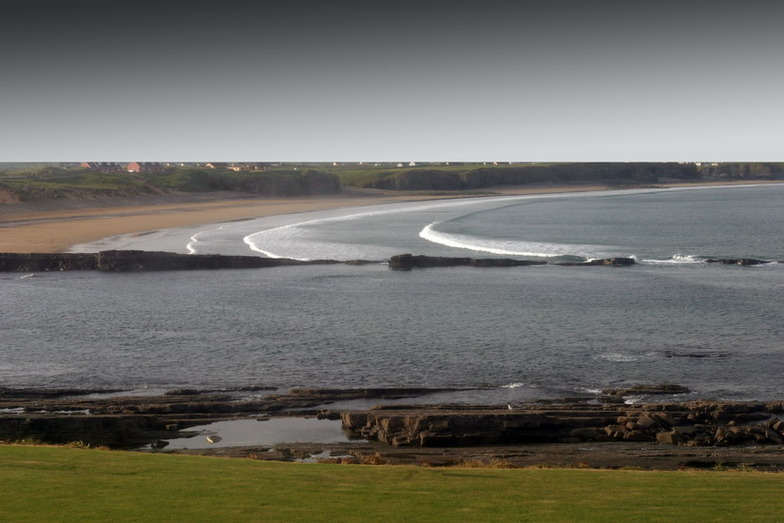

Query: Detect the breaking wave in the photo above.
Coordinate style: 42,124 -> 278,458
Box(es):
419,222 -> 616,259
642,253 -> 705,264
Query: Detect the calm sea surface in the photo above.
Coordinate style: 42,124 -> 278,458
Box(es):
3,184 -> 783,404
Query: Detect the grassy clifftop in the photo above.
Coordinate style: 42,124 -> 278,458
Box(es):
2,162 -> 782,203
0,165 -> 341,202
328,162 -> 784,191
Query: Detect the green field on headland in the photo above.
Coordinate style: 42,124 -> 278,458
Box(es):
2,445 -> 783,522
2,162 -> 783,202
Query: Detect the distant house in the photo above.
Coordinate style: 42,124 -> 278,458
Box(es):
126,162 -> 164,173
204,162 -> 228,169
80,162 -> 123,173
222,163 -> 271,171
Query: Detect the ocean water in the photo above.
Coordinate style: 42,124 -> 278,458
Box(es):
3,184 -> 783,404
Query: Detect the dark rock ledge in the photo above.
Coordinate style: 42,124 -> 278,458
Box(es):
0,387 -> 464,448
388,254 -> 635,270
341,400 -> 784,448
0,250 -> 379,272
4,385 -> 784,470
2,385 -> 784,451
388,254 -> 781,270
3,251 -> 777,273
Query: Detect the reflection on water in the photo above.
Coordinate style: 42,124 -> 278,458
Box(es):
158,417 -> 364,450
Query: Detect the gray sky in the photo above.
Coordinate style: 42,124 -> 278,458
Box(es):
1,1 -> 783,161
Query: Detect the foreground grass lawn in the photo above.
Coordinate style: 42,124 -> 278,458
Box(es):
2,445 -> 783,522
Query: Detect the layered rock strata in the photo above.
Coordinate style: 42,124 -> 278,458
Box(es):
341,401 -> 784,447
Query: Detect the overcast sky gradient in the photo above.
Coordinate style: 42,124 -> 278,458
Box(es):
1,1 -> 782,161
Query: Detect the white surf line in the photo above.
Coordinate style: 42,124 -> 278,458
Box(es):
185,232 -> 203,254
241,198 -> 504,259
419,222 -> 617,258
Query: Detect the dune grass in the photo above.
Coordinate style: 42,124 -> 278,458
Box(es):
2,445 -> 784,522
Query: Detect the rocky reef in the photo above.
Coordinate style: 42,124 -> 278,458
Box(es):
4,386 -> 784,470
0,250 -> 374,272
387,254 -> 636,270
341,400 -> 784,448
704,258 -> 772,266
3,251 -> 777,273
0,387 -> 461,448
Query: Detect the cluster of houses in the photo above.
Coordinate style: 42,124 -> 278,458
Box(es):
80,162 -> 271,173
80,162 -> 165,173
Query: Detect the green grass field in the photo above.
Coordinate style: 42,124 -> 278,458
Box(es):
2,445 -> 783,522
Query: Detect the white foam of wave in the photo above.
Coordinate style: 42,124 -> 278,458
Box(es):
580,388 -> 603,394
501,382 -> 526,389
598,353 -> 642,363
186,232 -> 203,255
186,224 -> 234,255
243,202 -> 470,260
419,222 -> 613,258
642,253 -> 704,265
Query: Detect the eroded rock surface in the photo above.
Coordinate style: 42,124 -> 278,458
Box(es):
341,400 -> 784,448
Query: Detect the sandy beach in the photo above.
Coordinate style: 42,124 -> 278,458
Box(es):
0,185 -> 607,253
0,193 -> 416,253
1,181 -> 779,253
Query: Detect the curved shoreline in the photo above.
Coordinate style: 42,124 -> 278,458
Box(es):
3,181 -> 781,253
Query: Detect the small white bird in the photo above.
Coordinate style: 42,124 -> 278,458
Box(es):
507,404 -> 514,410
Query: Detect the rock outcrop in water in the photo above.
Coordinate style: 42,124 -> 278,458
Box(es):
387,254 -> 636,270
387,254 -> 548,270
4,251 -> 777,273
704,258 -> 771,266
0,250 -> 372,272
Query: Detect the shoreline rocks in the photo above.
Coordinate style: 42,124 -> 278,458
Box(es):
387,254 -> 636,270
0,250 -> 377,272
3,386 -> 784,453
3,251 -> 778,273
341,400 -> 784,448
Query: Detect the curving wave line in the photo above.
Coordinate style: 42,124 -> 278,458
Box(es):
419,222 -> 613,258
242,201 -> 478,259
185,232 -> 203,254
185,224 -> 231,255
